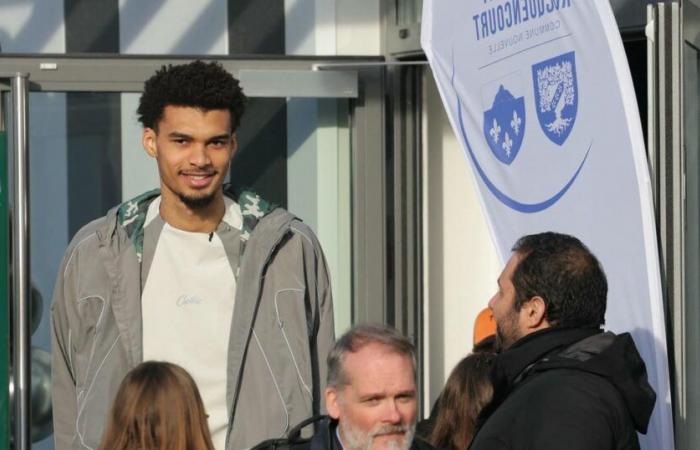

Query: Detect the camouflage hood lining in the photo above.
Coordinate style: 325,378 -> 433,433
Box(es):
116,187 -> 277,261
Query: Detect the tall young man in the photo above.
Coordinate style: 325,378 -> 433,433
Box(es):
51,61 -> 335,450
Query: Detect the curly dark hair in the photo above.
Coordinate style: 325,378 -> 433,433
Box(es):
511,232 -> 607,328
137,60 -> 246,131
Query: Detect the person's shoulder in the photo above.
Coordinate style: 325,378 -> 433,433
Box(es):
233,188 -> 326,258
288,219 -> 321,246
411,437 -> 440,450
67,189 -> 159,258
534,366 -> 620,397
469,435 -> 510,450
258,205 -> 322,249
507,368 -> 623,428
473,372 -> 611,450
61,208 -> 117,265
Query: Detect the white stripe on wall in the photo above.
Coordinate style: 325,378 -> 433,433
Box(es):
0,0 -> 65,53
118,0 -> 228,55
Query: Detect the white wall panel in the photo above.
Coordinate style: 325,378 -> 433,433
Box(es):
285,0 -> 379,56
285,0 -> 316,55
336,0 -> 380,55
0,0 -> 65,53
285,0 -> 336,55
424,72 -> 500,410
118,0 -> 227,55
314,0 -> 336,55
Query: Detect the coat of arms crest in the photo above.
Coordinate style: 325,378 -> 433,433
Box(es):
482,85 -> 526,165
532,51 -> 578,146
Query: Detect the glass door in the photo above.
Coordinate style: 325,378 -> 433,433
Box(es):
1,55 -> 387,449
681,1 -> 700,449
0,85 -> 10,450
651,1 -> 700,448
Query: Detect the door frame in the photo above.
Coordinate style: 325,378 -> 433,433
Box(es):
0,53 -> 391,446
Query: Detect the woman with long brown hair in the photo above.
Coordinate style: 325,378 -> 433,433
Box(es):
100,361 -> 214,450
428,352 -> 495,450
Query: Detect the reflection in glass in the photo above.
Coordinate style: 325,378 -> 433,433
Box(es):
22,91 -> 354,449
397,0 -> 423,26
684,41 -> 700,448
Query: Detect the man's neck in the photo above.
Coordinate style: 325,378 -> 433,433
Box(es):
159,190 -> 226,233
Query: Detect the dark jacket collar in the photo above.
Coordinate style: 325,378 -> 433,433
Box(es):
493,327 -> 601,388
478,326 -> 655,435
533,331 -> 656,432
480,327 -> 600,423
310,417 -> 339,450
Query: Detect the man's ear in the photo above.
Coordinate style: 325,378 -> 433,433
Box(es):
522,296 -> 548,329
143,128 -> 157,158
325,387 -> 341,420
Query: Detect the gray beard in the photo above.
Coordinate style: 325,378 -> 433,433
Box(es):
341,423 -> 415,450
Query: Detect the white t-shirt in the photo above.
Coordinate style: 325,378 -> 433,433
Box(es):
142,196 -> 242,450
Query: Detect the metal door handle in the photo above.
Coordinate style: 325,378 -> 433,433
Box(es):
8,72 -> 30,450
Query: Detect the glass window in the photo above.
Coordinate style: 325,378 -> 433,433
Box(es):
396,0 -> 423,26
21,88 -> 353,448
683,40 -> 700,448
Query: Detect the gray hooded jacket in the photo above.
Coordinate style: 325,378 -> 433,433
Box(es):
51,189 -> 335,450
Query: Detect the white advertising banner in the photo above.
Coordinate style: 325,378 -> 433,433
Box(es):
421,1 -> 672,449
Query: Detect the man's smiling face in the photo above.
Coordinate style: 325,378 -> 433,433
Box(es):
143,105 -> 236,210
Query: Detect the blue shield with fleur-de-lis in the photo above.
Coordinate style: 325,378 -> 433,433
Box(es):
532,51 -> 578,146
482,85 -> 526,165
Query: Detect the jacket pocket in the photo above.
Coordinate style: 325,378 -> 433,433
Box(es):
274,288 -> 313,403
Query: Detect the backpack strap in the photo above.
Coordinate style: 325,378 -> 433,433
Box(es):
249,415 -> 330,450
287,415 -> 328,441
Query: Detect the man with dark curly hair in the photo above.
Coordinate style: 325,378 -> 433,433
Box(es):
51,61 -> 335,450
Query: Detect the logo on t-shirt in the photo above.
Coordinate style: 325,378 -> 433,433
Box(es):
176,294 -> 203,307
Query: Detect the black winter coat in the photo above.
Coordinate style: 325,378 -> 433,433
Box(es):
469,327 -> 656,450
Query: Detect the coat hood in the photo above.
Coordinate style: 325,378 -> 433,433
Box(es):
533,330 -> 657,433
106,186 -> 278,261
486,327 -> 656,434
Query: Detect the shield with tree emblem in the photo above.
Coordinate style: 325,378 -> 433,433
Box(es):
532,51 -> 578,146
